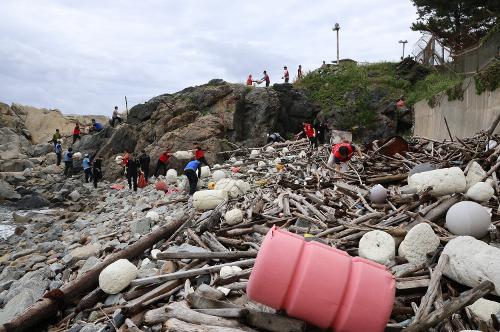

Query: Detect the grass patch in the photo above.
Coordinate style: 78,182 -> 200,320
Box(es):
406,72 -> 464,106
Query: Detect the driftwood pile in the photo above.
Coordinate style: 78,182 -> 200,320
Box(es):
4,130 -> 500,332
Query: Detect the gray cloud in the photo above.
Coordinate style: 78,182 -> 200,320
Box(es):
0,0 -> 420,116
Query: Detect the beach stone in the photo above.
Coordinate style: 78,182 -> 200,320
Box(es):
257,161 -> 266,168
131,218 -> 152,235
69,190 -> 81,202
466,298 -> 500,323
442,236 -> 500,296
50,280 -> 64,290
466,161 -> 486,190
466,182 -> 494,202
0,267 -> 51,324
219,266 -> 242,278
79,257 -> 102,276
225,208 -> 243,225
358,230 -> 395,265
42,164 -> 61,174
99,259 -> 138,294
398,223 -> 439,264
145,211 -> 160,222
265,146 -> 275,153
12,212 -> 32,224
151,249 -> 161,259
70,243 -> 101,262
250,150 -> 260,158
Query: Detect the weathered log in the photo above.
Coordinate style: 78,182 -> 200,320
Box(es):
157,250 -> 257,260
487,111 -> 500,135
366,173 -> 408,184
0,216 -> 186,332
123,258 -> 204,315
130,259 -> 256,286
194,308 -> 248,318
187,293 -> 240,310
164,318 -> 250,332
201,232 -> 229,252
412,254 -> 449,322
402,281 -> 494,332
245,310 -> 307,332
424,195 -> 461,222
145,301 -> 250,329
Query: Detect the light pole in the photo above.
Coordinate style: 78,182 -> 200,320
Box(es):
398,40 -> 408,60
333,23 -> 340,64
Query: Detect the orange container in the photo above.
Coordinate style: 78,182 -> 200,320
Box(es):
247,226 -> 395,332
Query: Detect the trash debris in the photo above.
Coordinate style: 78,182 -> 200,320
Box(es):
3,131 -> 500,332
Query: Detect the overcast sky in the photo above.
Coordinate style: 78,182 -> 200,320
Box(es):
0,0 -> 421,116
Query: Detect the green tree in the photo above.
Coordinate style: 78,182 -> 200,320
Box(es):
410,0 -> 499,50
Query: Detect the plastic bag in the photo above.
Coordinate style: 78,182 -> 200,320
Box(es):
138,172 -> 147,188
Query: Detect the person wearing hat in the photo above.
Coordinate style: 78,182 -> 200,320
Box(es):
54,140 -> 63,166
63,147 -> 73,177
82,153 -> 92,183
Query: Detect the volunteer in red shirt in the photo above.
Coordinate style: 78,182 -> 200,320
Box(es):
327,140 -> 363,172
193,143 -> 209,167
282,66 -> 290,83
296,122 -> 317,150
72,124 -> 81,144
246,74 -> 253,86
260,70 -> 270,87
154,150 -> 170,177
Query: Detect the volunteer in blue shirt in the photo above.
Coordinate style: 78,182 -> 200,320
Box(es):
82,154 -> 93,183
184,159 -> 202,195
91,119 -> 104,132
63,147 -> 73,177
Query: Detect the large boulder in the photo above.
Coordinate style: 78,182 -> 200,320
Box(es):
0,180 -> 21,201
99,259 -> 138,294
0,127 -> 32,160
442,236 -> 500,295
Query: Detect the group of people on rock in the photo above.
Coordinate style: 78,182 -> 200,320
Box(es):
49,106 -> 122,188
246,65 -> 304,87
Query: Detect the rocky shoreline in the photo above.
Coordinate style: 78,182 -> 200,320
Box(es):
0,130 -> 499,331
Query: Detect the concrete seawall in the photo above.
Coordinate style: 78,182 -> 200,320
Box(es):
414,77 -> 500,140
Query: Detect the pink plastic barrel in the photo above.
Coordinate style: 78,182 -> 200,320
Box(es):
247,226 -> 395,332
